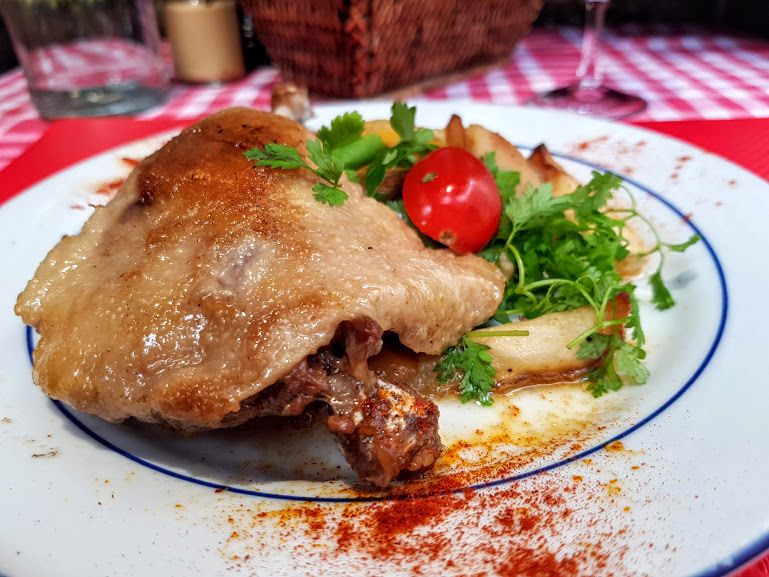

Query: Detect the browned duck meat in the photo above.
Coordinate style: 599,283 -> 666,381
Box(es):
15,107 -> 503,486
239,318 -> 441,487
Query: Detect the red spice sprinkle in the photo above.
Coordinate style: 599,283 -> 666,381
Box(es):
605,440 -> 625,452
573,135 -> 610,152
122,157 -> 140,168
214,396 -> 639,575
94,178 -> 125,196
218,472 -> 632,575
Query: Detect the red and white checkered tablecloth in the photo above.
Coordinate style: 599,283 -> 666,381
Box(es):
1,24 -> 768,172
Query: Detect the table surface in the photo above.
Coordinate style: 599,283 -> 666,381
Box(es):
1,23 -> 768,577
2,24 -> 769,171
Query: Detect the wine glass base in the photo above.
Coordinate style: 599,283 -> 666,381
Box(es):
528,85 -> 647,120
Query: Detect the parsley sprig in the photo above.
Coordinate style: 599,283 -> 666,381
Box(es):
244,112 -> 373,206
364,103 -> 436,197
436,328 -> 530,406
436,335 -> 497,406
244,103 -> 435,205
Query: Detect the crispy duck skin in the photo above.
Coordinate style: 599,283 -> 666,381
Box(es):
15,108 -> 503,484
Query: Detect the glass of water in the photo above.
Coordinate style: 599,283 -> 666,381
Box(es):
1,0 -> 168,119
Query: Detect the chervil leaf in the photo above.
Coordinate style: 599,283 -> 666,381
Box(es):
381,148 -> 399,165
435,347 -> 460,383
435,336 -> 496,406
306,139 -> 343,184
577,333 -> 610,361
413,128 -> 434,146
504,182 -> 566,234
312,183 -> 348,206
495,171 -> 521,203
317,111 -> 364,149
666,234 -> 700,253
481,151 -> 499,174
362,105 -> 436,196
244,143 -> 307,170
390,102 -> 416,141
624,290 -> 646,348
364,155 -> 388,196
479,243 -> 505,264
615,341 -> 650,384
581,330 -> 648,398
482,152 -> 520,204
344,168 -> 361,183
587,373 -> 623,397
650,270 -> 675,310
571,171 -> 623,218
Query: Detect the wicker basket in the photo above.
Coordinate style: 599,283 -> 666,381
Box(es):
243,0 -> 544,98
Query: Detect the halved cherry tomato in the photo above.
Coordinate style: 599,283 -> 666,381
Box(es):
402,147 -> 501,254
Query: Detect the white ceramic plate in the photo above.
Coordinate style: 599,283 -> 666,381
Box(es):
0,102 -> 766,577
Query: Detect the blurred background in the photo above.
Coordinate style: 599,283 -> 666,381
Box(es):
537,0 -> 767,33
1,0 -> 767,74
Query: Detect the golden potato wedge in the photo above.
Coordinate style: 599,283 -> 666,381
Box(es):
464,124 -> 542,193
527,144 -> 581,197
444,114 -> 468,149
470,294 -> 630,392
362,119 -> 400,148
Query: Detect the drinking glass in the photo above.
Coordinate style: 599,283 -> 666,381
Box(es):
529,0 -> 646,120
0,0 -> 168,118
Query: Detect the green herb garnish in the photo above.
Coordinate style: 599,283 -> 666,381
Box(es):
364,103 -> 436,197
435,335 -> 497,406
244,103 -> 435,205
439,156 -> 698,403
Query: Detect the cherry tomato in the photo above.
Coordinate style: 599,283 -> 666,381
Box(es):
402,147 -> 501,254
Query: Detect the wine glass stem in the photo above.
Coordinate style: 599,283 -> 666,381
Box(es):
576,0 -> 609,93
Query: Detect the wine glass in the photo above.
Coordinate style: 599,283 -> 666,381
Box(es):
528,0 -> 647,120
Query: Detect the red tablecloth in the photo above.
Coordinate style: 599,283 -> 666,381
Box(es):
0,23 -> 768,577
2,25 -> 769,171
